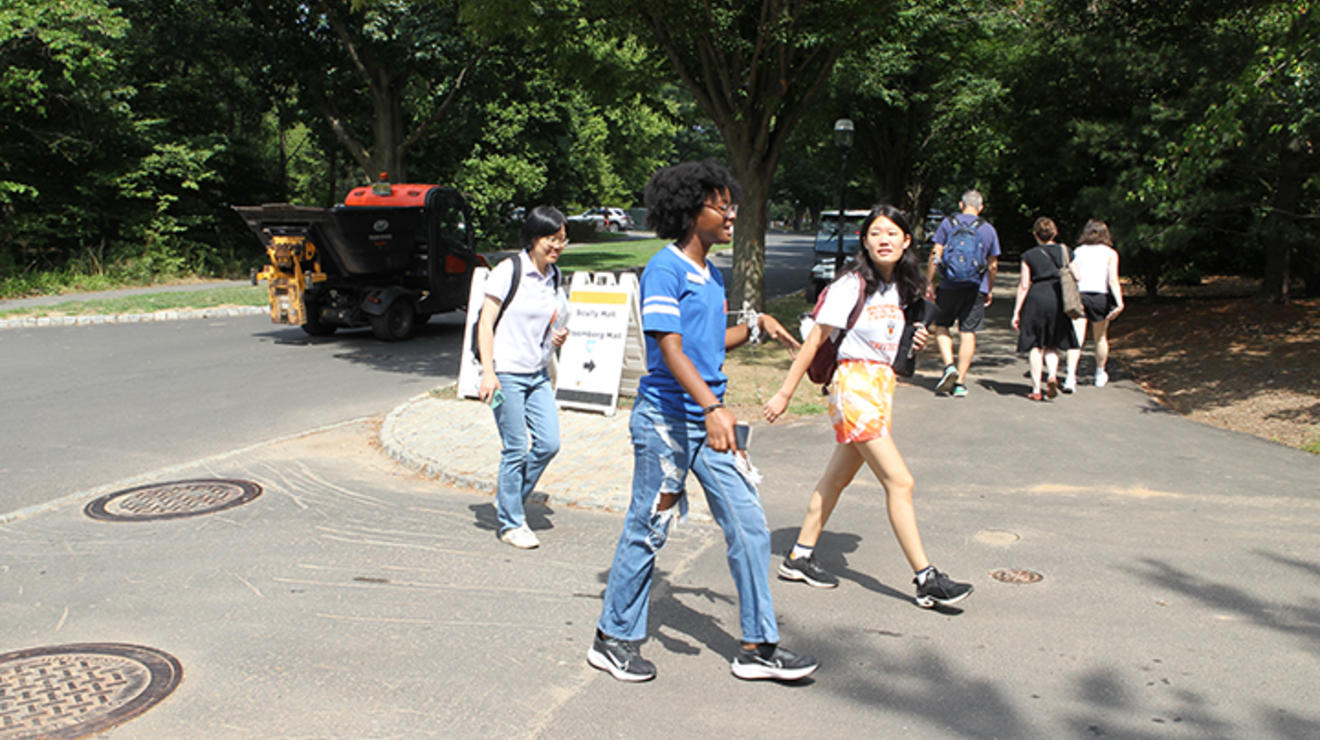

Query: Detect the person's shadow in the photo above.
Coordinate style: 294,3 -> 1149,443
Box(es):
592,566 -> 817,685
468,492 -> 555,533
770,527 -> 966,614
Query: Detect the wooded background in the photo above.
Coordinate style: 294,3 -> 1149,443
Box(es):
3,0 -> 1315,304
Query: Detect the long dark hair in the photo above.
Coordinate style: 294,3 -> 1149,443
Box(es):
841,204 -> 926,306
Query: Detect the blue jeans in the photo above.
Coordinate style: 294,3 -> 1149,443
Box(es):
491,370 -> 560,534
597,396 -> 779,644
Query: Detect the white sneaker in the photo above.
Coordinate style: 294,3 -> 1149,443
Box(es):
1094,369 -> 1109,388
1062,376 -> 1077,394
499,524 -> 540,549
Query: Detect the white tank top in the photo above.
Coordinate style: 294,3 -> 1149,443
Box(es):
1072,244 -> 1114,293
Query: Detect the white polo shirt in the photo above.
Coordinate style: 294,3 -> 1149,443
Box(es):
484,251 -> 561,374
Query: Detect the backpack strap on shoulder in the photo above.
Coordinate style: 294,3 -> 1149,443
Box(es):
845,277 -> 867,329
492,254 -> 522,329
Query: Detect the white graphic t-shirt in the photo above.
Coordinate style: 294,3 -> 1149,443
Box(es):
815,273 -> 905,367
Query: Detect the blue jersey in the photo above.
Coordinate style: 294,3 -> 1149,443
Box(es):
636,245 -> 728,421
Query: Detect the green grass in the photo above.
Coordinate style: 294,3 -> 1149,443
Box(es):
556,238 -> 731,273
0,285 -> 266,319
1303,427 -> 1320,455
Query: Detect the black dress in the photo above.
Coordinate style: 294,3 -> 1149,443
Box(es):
1017,243 -> 1080,352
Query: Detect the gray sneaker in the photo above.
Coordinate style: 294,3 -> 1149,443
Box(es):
914,569 -> 973,608
731,644 -> 819,681
778,554 -> 839,589
587,631 -> 656,682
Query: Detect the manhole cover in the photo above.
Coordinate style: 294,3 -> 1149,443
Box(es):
974,529 -> 1021,546
0,642 -> 182,740
85,478 -> 262,522
990,568 -> 1044,584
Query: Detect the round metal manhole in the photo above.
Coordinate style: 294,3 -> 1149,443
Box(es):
84,478 -> 262,522
990,568 -> 1044,584
0,642 -> 182,740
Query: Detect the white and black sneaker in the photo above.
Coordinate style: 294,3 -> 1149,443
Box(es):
914,568 -> 974,608
587,631 -> 656,682
778,554 -> 839,589
731,643 -> 819,681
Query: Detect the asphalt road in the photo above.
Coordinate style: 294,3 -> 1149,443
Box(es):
0,232 -> 816,517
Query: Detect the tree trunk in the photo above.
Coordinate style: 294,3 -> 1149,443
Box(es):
729,173 -> 770,312
1261,136 -> 1303,303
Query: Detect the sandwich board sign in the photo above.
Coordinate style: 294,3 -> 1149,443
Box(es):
554,271 -> 644,415
456,266 -> 490,400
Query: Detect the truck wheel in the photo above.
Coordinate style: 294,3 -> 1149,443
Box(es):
370,301 -> 415,341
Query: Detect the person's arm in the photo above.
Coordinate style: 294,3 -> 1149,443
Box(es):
984,256 -> 999,306
655,332 -> 738,452
1011,261 -> 1031,331
762,321 -> 830,423
725,313 -> 802,352
1106,249 -> 1124,319
477,294 -> 502,402
925,243 -> 944,299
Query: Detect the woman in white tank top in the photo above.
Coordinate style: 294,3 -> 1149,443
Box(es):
1065,219 -> 1124,389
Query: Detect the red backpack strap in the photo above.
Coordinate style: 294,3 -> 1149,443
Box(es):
845,278 -> 867,329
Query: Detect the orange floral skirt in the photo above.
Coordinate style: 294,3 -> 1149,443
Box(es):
828,359 -> 896,444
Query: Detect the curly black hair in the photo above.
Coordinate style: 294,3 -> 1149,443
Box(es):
841,204 -> 927,307
643,159 -> 743,241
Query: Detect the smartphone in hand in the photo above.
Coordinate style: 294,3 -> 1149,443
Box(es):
489,388 -> 505,409
734,421 -> 752,451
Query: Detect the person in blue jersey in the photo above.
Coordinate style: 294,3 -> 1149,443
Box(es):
587,160 -> 818,684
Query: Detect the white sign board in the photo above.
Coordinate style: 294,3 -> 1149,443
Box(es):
456,266 -> 490,400
554,272 -> 640,415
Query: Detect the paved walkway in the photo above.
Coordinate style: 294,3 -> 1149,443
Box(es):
4,271 -> 1319,737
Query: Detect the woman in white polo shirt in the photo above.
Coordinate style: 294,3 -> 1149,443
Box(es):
477,206 -> 570,549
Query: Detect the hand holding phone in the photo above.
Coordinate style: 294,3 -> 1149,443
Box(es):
734,421 -> 751,452
489,388 -> 505,409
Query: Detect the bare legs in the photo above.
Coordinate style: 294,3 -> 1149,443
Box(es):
1066,317 -> 1086,383
792,436 -> 929,573
1091,318 -> 1111,373
934,328 -> 977,384
1028,347 -> 1044,393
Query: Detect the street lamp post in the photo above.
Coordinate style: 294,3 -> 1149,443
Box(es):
833,118 -> 854,274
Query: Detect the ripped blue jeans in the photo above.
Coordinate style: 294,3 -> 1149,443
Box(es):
596,396 -> 779,645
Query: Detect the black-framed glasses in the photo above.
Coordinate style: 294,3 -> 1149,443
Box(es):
704,202 -> 739,218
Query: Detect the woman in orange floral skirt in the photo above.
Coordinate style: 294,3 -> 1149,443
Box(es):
763,204 -> 973,608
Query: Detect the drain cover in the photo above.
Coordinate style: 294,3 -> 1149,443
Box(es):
0,642 -> 182,739
990,568 -> 1044,584
85,478 -> 262,522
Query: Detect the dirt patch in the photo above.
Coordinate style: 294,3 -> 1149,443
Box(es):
1107,277 -> 1320,452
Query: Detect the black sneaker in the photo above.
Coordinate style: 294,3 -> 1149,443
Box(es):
587,631 -> 656,682
935,364 -> 959,394
778,554 -> 839,589
914,568 -> 974,608
731,644 -> 819,681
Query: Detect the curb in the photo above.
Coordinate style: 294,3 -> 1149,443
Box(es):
0,305 -> 265,330
378,391 -> 714,523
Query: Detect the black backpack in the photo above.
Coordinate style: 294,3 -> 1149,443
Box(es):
469,256 -> 562,360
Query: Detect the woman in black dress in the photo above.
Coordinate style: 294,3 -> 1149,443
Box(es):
1011,217 -> 1079,400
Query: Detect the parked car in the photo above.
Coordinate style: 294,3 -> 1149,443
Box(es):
567,207 -> 626,232
806,209 -> 870,301
603,207 -> 634,230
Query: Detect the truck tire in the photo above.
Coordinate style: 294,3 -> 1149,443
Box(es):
370,300 -> 415,341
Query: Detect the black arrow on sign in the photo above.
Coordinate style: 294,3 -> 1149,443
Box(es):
584,359 -> 596,372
